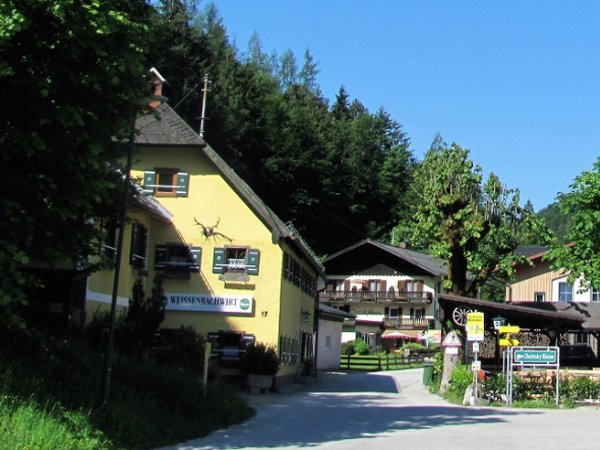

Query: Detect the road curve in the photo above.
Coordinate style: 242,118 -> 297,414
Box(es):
155,368 -> 600,450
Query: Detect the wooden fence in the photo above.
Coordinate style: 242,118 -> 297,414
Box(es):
340,353 -> 427,371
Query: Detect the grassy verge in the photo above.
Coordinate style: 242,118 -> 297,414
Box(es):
0,328 -> 254,449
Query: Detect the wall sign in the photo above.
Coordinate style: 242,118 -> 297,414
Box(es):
165,293 -> 254,314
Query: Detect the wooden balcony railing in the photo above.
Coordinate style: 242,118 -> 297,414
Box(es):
319,290 -> 432,304
382,317 -> 433,329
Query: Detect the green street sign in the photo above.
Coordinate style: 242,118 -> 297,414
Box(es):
514,349 -> 558,365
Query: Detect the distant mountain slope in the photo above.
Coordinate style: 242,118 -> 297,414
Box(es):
537,202 -> 572,242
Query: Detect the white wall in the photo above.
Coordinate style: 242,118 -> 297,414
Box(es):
551,275 -> 595,302
317,319 -> 343,370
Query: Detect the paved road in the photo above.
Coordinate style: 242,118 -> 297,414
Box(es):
156,368 -> 600,450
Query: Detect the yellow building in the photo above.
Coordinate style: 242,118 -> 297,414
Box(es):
86,82 -> 324,384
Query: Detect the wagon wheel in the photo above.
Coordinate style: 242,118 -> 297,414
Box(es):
452,307 -> 472,327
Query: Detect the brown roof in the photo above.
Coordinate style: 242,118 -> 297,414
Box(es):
438,294 -> 585,327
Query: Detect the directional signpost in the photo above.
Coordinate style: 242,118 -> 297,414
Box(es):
466,312 -> 485,402
506,346 -> 560,406
499,325 -> 520,347
514,348 -> 558,365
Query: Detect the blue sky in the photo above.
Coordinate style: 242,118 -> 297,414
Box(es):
212,1 -> 600,210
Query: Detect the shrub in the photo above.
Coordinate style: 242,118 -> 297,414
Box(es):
483,373 -> 506,402
567,376 -> 600,401
341,341 -> 355,356
401,342 -> 426,352
354,338 -> 370,355
447,364 -> 472,398
155,326 -> 206,374
239,342 -> 280,375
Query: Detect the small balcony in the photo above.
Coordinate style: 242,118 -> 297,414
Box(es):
382,317 -> 434,329
319,290 -> 432,304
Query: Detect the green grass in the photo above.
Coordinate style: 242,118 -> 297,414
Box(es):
0,328 -> 254,449
0,395 -> 110,450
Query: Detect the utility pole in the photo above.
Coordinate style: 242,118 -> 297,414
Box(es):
199,75 -> 209,139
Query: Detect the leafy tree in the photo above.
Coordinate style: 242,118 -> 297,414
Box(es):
409,142 -> 546,297
546,159 -> 600,290
0,0 -> 151,326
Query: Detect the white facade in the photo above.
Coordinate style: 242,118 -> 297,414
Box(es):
317,318 -> 344,370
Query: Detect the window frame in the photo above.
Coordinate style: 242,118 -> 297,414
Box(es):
129,222 -> 148,269
558,282 -> 573,303
143,169 -> 189,197
154,243 -> 201,276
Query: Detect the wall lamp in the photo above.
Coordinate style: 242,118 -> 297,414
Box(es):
301,309 -> 311,323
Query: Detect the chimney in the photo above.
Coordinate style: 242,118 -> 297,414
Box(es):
149,67 -> 167,108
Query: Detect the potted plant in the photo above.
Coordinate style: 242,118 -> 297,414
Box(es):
239,342 -> 280,393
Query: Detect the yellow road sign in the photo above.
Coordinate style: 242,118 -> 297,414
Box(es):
466,312 -> 485,342
498,325 -> 520,334
499,338 -> 520,347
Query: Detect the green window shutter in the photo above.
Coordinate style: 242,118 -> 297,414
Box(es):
190,247 -> 201,272
176,172 -> 189,197
247,249 -> 260,275
213,248 -> 226,273
154,245 -> 167,270
143,171 -> 156,194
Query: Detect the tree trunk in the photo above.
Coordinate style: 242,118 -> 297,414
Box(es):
439,350 -> 461,395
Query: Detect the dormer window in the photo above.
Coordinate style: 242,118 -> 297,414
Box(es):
143,169 -> 189,197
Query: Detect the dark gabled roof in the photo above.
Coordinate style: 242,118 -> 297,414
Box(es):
135,103 -> 202,145
510,301 -> 600,331
514,246 -> 548,259
323,239 -> 446,276
134,103 -> 325,278
318,303 -> 355,322
439,294 -> 585,326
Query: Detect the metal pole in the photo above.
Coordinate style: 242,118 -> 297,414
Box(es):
99,114 -> 136,411
199,75 -> 209,138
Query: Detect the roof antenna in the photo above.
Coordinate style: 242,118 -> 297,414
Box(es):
199,74 -> 209,139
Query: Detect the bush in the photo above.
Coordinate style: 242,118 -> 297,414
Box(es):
483,373 -> 505,402
401,342 -> 427,352
447,364 -> 472,399
239,342 -> 280,375
354,338 -> 370,355
154,326 -> 207,374
341,341 -> 356,356
566,376 -> 600,401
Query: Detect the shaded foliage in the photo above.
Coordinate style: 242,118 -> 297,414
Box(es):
0,0 -> 152,326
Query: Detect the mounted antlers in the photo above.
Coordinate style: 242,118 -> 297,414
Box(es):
194,217 -> 232,242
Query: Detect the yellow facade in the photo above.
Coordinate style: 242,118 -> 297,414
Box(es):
85,107 -> 322,381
